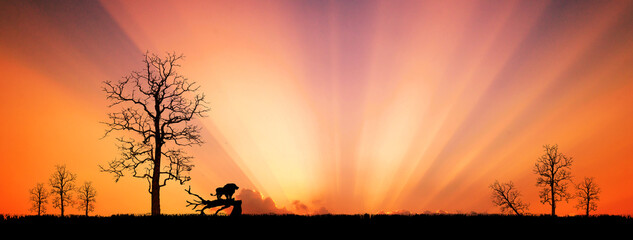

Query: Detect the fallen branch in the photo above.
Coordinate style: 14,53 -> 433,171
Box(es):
185,186 -> 242,216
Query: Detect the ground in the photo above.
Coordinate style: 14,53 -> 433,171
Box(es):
1,214 -> 631,237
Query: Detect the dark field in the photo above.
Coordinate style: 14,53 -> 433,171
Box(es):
2,214 -> 632,237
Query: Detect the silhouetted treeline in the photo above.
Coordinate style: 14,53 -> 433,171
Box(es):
491,144 -> 601,216
29,164 -> 97,217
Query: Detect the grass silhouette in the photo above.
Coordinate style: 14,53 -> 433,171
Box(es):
2,213 -> 632,237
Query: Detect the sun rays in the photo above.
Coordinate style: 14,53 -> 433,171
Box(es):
2,0 -> 633,215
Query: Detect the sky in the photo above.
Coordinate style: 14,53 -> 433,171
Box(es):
1,0 -> 633,216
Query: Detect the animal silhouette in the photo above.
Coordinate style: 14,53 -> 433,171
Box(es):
186,184 -> 242,216
210,183 -> 239,200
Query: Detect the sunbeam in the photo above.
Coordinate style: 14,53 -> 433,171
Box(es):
2,0 -> 633,216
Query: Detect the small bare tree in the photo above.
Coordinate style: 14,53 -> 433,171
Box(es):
49,164 -> 77,217
76,181 -> 97,216
490,180 -> 529,215
100,52 -> 209,216
29,183 -> 49,216
575,177 -> 600,217
534,144 -> 573,216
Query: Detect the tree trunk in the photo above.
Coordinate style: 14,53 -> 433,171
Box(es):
151,176 -> 161,216
151,106 -> 162,216
151,142 -> 162,216
550,181 -> 556,216
230,200 -> 242,216
511,206 -> 521,216
61,190 -> 65,217
586,203 -> 589,217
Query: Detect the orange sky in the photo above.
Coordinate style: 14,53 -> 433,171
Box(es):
1,0 -> 633,216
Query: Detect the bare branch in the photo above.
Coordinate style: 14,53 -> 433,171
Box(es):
159,149 -> 194,187
490,180 -> 529,215
99,137 -> 155,195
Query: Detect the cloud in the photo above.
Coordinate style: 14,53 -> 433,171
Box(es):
236,189 -> 291,215
291,200 -> 330,215
291,200 -> 309,215
235,189 -> 330,215
312,206 -> 330,215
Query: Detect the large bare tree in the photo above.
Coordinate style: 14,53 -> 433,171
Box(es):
533,144 -> 573,216
29,183 -> 49,216
490,180 -> 529,216
49,164 -> 77,217
76,181 -> 97,216
575,177 -> 600,217
100,52 -> 209,216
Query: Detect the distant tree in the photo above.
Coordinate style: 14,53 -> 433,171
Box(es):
533,144 -> 573,216
575,177 -> 600,217
49,164 -> 77,217
76,181 -> 97,216
29,183 -> 49,216
489,180 -> 529,216
100,52 -> 209,216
